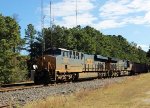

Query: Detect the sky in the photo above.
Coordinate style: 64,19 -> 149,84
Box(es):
0,0 -> 150,52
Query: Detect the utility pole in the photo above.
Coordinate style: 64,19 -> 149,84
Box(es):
50,1 -> 52,28
50,0 -> 52,48
41,0 -> 45,52
41,0 -> 45,67
75,0 -> 78,26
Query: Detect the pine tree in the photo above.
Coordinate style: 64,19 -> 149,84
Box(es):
0,14 -> 24,84
24,24 -> 37,77
24,24 -> 36,60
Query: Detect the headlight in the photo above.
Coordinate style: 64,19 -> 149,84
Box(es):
33,65 -> 38,69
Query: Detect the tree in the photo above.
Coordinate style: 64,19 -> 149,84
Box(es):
34,24 -> 149,64
0,14 -> 25,84
24,24 -> 36,60
147,46 -> 150,63
147,46 -> 150,57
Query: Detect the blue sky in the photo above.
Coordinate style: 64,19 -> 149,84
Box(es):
0,0 -> 150,51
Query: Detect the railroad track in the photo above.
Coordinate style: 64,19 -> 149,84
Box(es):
0,85 -> 44,92
0,81 -> 42,92
1,81 -> 34,87
0,82 -> 69,93
0,104 -> 9,108
0,76 -> 98,93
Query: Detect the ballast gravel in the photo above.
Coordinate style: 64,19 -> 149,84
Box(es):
0,77 -> 129,106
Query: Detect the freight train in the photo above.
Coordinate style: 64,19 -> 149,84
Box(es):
30,48 -> 149,84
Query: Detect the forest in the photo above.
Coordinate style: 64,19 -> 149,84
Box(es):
0,14 -> 150,84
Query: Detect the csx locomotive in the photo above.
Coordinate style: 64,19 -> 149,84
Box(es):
31,48 -> 149,84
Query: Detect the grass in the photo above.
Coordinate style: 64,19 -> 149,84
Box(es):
23,73 -> 150,108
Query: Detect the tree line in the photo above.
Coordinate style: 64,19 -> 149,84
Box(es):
0,14 -> 150,84
26,24 -> 150,64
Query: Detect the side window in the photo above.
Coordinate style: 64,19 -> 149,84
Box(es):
81,53 -> 84,59
76,52 -> 79,59
66,51 -> 68,57
73,51 -> 76,59
62,51 -> 68,57
69,51 -> 72,58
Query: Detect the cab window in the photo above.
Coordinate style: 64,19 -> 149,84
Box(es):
63,51 -> 69,57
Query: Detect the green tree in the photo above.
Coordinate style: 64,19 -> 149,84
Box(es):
0,14 -> 26,84
147,46 -> 150,57
25,24 -> 36,60
35,24 -> 149,64
147,46 -> 150,63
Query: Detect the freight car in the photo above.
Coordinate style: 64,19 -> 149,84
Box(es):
31,48 -> 149,84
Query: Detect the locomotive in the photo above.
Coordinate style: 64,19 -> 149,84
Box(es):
31,48 -> 149,84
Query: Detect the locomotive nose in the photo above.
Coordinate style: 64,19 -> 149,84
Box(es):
41,55 -> 56,71
33,55 -> 56,84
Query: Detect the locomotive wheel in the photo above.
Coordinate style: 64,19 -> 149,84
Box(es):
109,71 -> 113,78
72,73 -> 79,81
98,72 -> 103,79
75,73 -> 79,80
117,71 -> 121,77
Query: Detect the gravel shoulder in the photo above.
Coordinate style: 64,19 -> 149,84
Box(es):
0,75 -> 134,107
23,73 -> 150,108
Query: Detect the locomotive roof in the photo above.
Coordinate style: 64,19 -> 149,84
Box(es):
96,55 -> 108,60
94,55 -> 108,62
45,47 -> 70,51
58,48 -> 70,51
58,48 -> 84,54
108,57 -> 118,63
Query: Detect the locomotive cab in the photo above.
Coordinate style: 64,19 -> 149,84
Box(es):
33,48 -> 60,84
33,48 -> 84,84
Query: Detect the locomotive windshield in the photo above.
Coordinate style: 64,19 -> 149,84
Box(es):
44,48 -> 61,56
